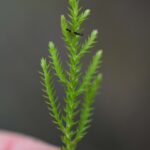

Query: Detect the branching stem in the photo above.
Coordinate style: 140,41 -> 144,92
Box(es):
40,0 -> 103,150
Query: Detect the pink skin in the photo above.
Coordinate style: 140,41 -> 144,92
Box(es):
0,131 -> 59,150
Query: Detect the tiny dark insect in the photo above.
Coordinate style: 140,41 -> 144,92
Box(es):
74,31 -> 84,36
66,28 -> 72,33
66,28 -> 83,36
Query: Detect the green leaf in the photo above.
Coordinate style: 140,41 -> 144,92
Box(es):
78,50 -> 103,95
74,74 -> 103,142
40,58 -> 64,132
79,30 -> 98,58
48,41 -> 67,84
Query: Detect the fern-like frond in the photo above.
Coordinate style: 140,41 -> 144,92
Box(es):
61,15 -> 71,47
74,74 -> 103,142
68,0 -> 80,30
60,2 -> 83,149
78,50 -> 103,95
79,30 -> 98,58
48,41 -> 67,84
40,58 -> 64,131
78,9 -> 90,27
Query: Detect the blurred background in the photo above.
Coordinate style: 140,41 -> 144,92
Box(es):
0,0 -> 150,150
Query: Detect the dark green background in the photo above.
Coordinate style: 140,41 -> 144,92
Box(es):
0,0 -> 149,150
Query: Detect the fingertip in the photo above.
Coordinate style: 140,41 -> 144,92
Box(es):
0,131 -> 59,150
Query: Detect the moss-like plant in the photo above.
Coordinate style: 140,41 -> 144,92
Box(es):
40,0 -> 103,150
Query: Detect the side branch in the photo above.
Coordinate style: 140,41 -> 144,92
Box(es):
78,50 -> 103,95
78,30 -> 98,58
40,58 -> 64,131
74,74 -> 103,142
48,41 -> 67,84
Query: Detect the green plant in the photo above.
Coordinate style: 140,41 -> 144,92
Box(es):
40,0 -> 103,150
